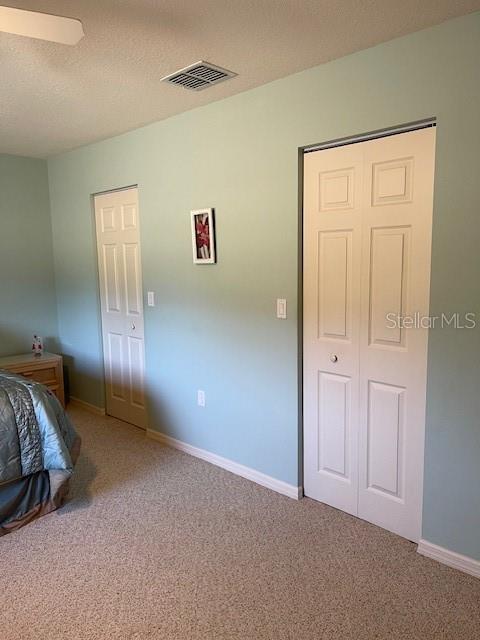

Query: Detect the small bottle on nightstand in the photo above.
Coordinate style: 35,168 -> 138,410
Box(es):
32,335 -> 44,357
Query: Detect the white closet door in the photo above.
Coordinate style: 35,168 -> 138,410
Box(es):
357,129 -> 436,541
303,127 -> 436,542
94,187 -> 147,429
303,144 -> 363,516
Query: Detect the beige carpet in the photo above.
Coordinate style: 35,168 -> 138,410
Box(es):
1,407 -> 479,640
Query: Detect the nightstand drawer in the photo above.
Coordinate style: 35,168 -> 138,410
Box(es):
21,367 -> 57,385
0,353 -> 65,408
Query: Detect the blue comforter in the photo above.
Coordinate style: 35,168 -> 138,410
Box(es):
0,370 -> 80,534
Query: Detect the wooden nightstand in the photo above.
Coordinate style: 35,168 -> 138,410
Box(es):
0,352 -> 65,408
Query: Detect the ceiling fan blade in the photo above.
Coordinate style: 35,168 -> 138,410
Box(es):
0,6 -> 84,45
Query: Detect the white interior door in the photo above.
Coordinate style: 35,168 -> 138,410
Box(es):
303,144 -> 363,517
303,127 -> 436,542
94,187 -> 147,429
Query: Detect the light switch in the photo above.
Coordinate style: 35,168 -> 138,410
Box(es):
276,298 -> 287,319
147,291 -> 155,307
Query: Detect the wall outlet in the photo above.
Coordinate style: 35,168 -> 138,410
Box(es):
197,389 -> 206,407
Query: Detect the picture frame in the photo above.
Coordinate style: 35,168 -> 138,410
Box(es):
190,208 -> 216,264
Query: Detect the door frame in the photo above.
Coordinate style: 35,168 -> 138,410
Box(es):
90,183 -> 147,421
298,118 -> 436,515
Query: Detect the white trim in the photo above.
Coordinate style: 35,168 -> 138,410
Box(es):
68,396 -> 106,416
147,429 -> 302,500
417,539 -> 480,579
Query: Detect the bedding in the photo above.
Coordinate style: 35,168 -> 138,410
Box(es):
0,369 -> 80,535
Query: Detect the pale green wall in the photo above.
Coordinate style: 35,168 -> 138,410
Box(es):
0,155 -> 58,356
48,13 -> 480,559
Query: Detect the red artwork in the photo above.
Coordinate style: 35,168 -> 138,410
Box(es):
195,215 -> 210,258
191,209 -> 215,263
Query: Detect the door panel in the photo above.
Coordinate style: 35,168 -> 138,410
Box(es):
121,202 -> 137,230
95,187 -> 147,429
318,371 -> 351,478
304,127 -> 436,542
369,227 -> 409,347
107,332 -> 125,400
318,231 -> 352,340
127,335 -> 145,408
103,244 -> 121,313
100,206 -> 116,232
358,128 -> 436,541
124,243 -> 142,316
366,381 -> 404,497
303,145 -> 363,517
372,157 -> 414,206
319,167 -> 355,211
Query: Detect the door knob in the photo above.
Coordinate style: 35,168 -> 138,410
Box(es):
330,354 -> 338,363
131,323 -> 136,331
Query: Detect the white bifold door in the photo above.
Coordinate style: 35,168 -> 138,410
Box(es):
94,187 -> 147,429
303,127 -> 436,541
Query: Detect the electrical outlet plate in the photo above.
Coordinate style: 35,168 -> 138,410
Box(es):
197,390 -> 205,407
147,291 -> 155,306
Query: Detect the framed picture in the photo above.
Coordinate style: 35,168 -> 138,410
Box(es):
190,208 -> 216,264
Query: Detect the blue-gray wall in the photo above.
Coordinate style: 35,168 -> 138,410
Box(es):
47,14 -> 480,559
0,155 -> 58,356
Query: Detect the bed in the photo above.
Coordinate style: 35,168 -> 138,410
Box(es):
0,369 -> 80,535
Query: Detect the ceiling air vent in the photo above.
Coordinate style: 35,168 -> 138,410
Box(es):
161,61 -> 236,91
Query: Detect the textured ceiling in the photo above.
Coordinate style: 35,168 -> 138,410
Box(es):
1,1 -> 479,158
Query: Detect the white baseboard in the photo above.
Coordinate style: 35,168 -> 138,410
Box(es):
417,539 -> 480,579
147,429 -> 302,500
68,396 -> 106,416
